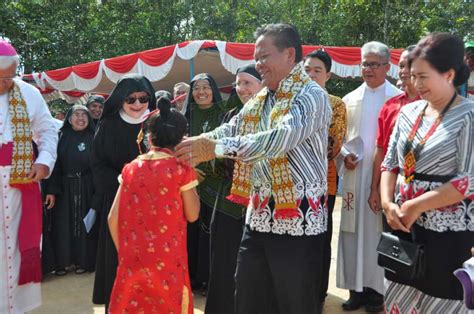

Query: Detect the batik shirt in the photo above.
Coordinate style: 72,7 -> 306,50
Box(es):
205,80 -> 332,236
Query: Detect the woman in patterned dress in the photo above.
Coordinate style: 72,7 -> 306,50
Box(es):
380,33 -> 473,313
108,97 -> 200,314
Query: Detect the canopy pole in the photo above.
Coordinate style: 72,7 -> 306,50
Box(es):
189,58 -> 195,81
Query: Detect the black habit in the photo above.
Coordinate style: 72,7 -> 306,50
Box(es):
91,74 -> 155,306
47,107 -> 97,272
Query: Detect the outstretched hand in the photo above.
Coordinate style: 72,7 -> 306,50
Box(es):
175,136 -> 217,167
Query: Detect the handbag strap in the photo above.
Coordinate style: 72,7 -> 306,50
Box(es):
391,228 -> 417,243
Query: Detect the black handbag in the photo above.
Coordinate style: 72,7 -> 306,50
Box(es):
376,231 -> 425,281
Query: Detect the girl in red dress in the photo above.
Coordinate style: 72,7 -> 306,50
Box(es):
108,96 -> 200,314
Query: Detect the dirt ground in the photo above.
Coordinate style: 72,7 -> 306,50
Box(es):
30,197 -> 369,314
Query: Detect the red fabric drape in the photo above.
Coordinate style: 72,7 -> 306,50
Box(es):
46,67 -> 73,81
390,48 -> 404,65
104,53 -> 140,73
324,47 -> 362,65
139,45 -> 176,67
72,61 -> 101,79
225,43 -> 255,60
302,45 -> 322,57
31,41 -> 405,95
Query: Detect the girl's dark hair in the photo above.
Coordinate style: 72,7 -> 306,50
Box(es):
145,96 -> 188,148
408,32 -> 470,86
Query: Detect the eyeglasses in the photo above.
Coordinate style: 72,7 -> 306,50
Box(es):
361,62 -> 388,69
124,95 -> 150,104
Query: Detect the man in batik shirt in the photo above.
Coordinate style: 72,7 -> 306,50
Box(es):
176,23 -> 331,314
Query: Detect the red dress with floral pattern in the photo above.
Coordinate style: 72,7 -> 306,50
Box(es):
109,150 -> 198,314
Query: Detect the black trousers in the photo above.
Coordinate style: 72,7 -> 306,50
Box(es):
235,226 -> 324,314
205,210 -> 245,314
319,194 -> 336,301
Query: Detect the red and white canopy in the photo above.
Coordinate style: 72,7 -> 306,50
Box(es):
22,40 -> 403,103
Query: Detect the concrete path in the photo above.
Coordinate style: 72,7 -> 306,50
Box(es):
31,198 -> 371,313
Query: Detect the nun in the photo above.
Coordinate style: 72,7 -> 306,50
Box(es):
85,95 -> 105,128
91,74 -> 156,309
45,105 -> 97,275
184,73 -> 231,292
205,65 -> 263,314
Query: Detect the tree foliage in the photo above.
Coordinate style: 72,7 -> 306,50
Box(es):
1,0 -> 472,100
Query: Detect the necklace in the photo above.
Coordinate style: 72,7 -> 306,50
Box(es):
402,92 -> 457,184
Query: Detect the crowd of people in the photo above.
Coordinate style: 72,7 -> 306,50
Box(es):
0,22 -> 472,314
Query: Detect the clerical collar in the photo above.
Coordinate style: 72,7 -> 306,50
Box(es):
119,108 -> 150,124
366,81 -> 386,93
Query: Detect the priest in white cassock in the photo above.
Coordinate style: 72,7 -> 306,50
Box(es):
336,41 -> 401,313
0,40 -> 58,313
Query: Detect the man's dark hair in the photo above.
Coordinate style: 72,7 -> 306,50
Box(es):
305,50 -> 332,72
254,23 -> 303,62
405,45 -> 416,53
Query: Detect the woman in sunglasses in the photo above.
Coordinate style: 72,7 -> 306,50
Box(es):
91,74 -> 156,310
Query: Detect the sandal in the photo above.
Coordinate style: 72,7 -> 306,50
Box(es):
75,268 -> 87,274
55,269 -> 67,276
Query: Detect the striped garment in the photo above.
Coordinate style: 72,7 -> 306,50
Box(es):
206,77 -> 332,236
382,97 -> 474,312
382,97 -> 474,232
385,280 -> 471,313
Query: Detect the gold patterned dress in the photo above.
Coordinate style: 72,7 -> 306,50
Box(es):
109,150 -> 198,314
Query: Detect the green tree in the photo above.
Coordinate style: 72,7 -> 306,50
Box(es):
1,0 -> 471,99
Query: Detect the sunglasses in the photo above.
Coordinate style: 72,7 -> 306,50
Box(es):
124,95 -> 150,104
